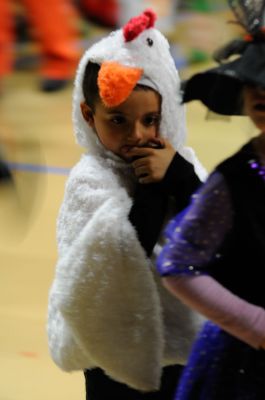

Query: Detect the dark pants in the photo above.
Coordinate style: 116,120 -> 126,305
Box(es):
84,364 -> 183,400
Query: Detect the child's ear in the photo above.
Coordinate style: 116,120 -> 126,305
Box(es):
80,102 -> 94,127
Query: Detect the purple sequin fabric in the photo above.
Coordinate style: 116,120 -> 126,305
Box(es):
248,158 -> 265,181
156,141 -> 265,400
156,172 -> 233,277
174,321 -> 265,400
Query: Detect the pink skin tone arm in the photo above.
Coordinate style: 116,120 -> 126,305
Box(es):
162,274 -> 265,349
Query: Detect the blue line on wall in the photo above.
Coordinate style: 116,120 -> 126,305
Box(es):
7,162 -> 70,176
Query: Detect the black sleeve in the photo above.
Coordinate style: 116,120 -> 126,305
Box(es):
128,182 -> 168,257
129,153 -> 202,257
160,152 -> 202,210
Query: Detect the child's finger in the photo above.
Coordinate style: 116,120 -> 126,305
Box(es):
128,147 -> 154,158
149,137 -> 165,148
132,157 -> 149,168
134,166 -> 149,178
139,175 -> 153,184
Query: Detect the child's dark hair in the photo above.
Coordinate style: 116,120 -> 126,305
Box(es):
82,61 -> 159,111
82,62 -> 101,111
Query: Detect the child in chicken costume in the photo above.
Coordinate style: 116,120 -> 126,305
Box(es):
47,9 -> 206,399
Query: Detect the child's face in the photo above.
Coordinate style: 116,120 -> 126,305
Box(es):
243,85 -> 265,132
81,89 -> 161,160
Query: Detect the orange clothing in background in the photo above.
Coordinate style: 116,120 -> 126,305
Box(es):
0,0 -> 14,76
0,0 -> 80,79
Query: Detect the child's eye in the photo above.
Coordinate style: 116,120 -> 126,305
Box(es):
110,115 -> 126,125
143,114 -> 160,126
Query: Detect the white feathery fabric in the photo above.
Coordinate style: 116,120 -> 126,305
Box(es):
47,19 -> 205,392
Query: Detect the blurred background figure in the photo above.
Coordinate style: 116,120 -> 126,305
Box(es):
78,0 -> 118,28
0,0 -> 81,92
0,158 -> 12,181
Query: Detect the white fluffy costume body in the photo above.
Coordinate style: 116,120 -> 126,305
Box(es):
47,10 -> 206,392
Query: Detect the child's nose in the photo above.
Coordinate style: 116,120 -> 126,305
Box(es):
129,121 -> 144,142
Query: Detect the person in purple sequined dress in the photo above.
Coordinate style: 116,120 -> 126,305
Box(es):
156,1 -> 265,399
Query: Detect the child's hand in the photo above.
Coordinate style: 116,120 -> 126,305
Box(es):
129,139 -> 175,184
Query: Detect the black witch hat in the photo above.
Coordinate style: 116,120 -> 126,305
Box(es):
182,0 -> 265,115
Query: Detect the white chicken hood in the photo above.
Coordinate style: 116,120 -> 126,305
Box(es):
72,9 -> 207,180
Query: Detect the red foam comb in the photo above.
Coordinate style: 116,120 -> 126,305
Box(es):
123,9 -> 157,42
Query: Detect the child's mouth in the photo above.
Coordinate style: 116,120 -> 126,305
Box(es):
121,145 -> 133,154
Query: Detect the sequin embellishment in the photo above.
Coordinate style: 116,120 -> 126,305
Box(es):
248,159 -> 265,181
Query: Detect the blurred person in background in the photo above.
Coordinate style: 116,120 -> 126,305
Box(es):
0,158 -> 11,182
0,0 -> 81,92
78,0 -> 118,28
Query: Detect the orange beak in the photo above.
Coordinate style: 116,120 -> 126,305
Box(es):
98,61 -> 143,107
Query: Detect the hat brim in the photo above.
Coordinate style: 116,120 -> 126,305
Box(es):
182,59 -> 244,115
182,43 -> 265,116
